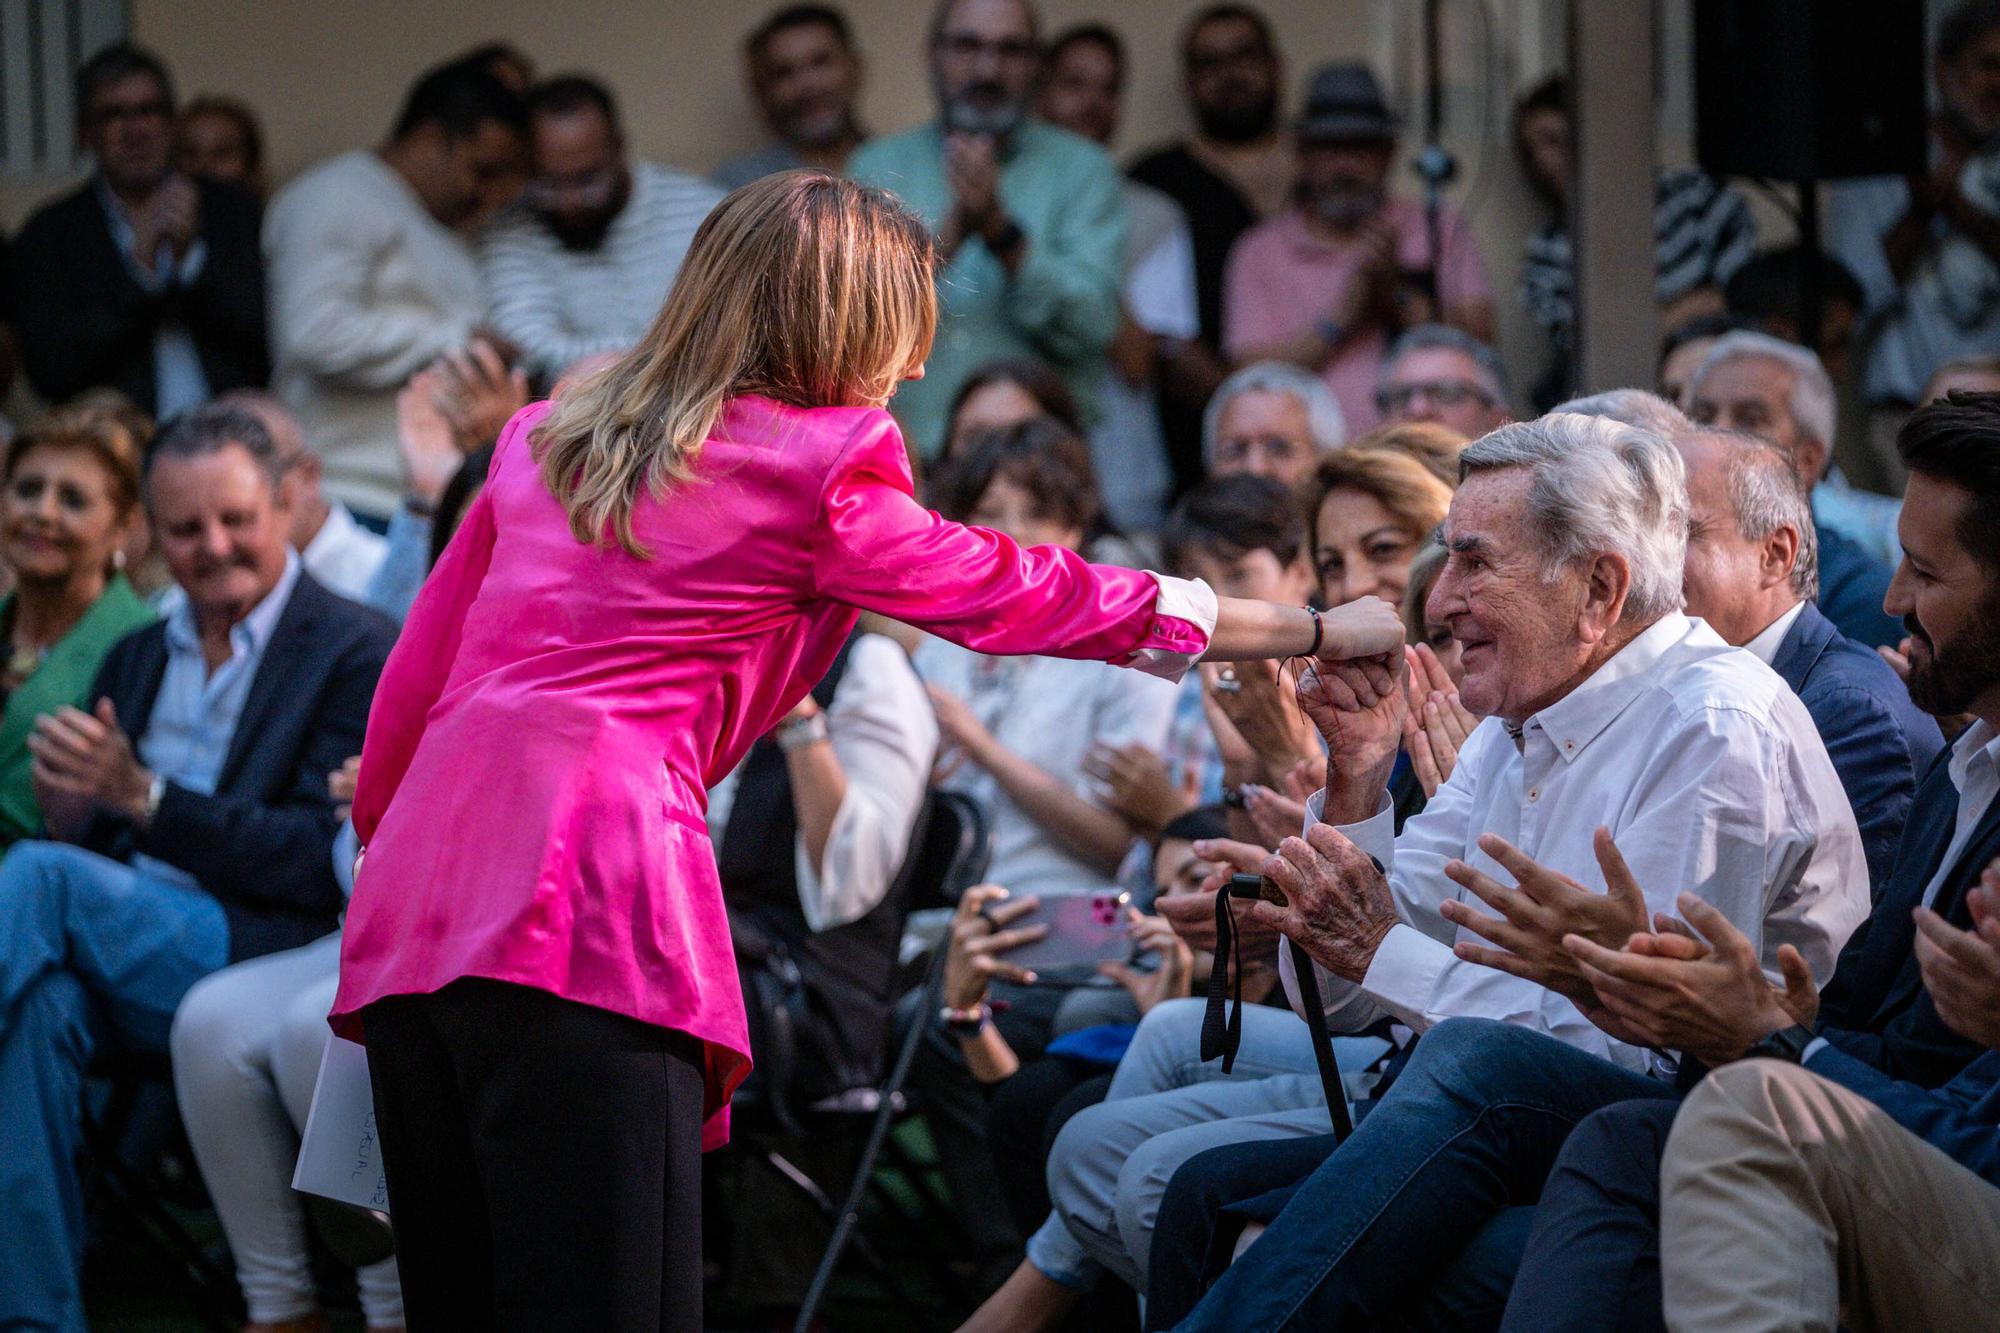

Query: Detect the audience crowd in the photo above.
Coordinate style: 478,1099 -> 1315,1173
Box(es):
2,2 -> 1999,1330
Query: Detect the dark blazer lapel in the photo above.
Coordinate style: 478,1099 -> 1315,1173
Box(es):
214,576 -> 322,793
1872,793 -> 2000,1023
1826,766 -> 1959,1023
1768,603 -> 1837,695
75,183 -> 152,309
118,627 -> 172,747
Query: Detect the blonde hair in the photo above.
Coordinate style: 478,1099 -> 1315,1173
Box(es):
1349,420 -> 1469,488
533,171 -> 938,553
1306,446 -> 1455,542
8,403 -> 150,517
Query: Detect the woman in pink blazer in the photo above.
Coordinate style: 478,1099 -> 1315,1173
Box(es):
331,172 -> 1404,1330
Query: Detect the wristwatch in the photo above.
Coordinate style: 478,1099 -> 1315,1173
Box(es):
1744,1023 -> 1817,1064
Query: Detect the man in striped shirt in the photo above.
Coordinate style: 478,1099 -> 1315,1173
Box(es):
1513,75 -> 1757,404
479,76 -> 724,384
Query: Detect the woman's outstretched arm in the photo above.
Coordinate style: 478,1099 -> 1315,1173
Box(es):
812,413 -> 1406,677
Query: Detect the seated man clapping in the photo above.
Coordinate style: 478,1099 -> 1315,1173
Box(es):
0,404 -> 395,1329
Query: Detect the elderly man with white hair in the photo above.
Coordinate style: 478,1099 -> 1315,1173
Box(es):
1203,360 -> 1348,490
1686,330 -> 1903,647
962,413 -> 1870,1333
1146,412 -> 1871,1331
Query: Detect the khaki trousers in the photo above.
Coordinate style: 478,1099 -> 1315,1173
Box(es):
1661,1059 -> 2000,1332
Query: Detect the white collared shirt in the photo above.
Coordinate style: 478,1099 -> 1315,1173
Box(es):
1741,600 -> 1807,667
301,501 -> 389,603
708,633 -> 939,932
1288,614 -> 1870,1072
136,551 -> 304,889
914,635 -> 1179,897
1923,719 -> 2000,911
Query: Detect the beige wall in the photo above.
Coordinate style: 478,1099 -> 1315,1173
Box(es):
126,0 -> 1375,187
3,0 -> 1753,407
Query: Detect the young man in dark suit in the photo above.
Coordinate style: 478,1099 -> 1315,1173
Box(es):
8,43 -> 268,417
0,404 -> 393,1328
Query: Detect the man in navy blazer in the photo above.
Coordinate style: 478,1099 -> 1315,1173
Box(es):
8,43 -> 268,417
1678,429 -> 1943,887
0,405 -> 392,1328
1651,878 -> 2000,1330
1148,396 -> 2000,1332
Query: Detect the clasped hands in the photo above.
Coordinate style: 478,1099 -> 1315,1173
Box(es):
28,699 -> 153,834
1441,828 -> 1817,1063
1452,833 -> 2000,1062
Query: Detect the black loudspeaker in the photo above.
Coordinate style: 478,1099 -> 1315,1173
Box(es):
1694,0 -> 1928,181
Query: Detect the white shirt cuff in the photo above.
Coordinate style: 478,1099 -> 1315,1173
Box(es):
1358,922 -> 1452,1031
1801,1036 -> 1832,1066
1123,574 -> 1218,682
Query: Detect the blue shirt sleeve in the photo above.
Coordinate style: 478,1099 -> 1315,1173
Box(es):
1804,1043 -> 2000,1188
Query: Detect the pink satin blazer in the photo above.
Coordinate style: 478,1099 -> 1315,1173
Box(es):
332,395 -> 1214,1146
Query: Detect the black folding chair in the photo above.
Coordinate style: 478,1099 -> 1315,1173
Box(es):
81,1050 -> 240,1331
789,789 -> 990,1332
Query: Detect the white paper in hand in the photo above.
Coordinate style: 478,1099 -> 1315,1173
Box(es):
291,1035 -> 391,1213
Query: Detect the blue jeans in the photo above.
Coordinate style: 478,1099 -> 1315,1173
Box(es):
0,842 -> 230,1332
1169,1018 -> 1676,1332
1496,1098 -> 1680,1333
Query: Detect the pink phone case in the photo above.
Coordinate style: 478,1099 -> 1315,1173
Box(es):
1005,890 -> 1132,970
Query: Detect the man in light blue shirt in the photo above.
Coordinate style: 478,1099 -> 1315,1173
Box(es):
849,0 -> 1125,458
132,544 -> 301,889
0,404 -> 393,1329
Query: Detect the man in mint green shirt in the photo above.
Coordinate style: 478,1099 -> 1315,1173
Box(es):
849,0 -> 1125,458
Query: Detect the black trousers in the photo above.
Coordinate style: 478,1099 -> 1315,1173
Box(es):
363,977 -> 707,1332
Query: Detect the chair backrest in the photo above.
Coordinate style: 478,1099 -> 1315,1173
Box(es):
894,788 -> 991,915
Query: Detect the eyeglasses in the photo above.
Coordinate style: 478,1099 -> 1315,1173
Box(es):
1375,379 -> 1495,414
935,32 -> 1039,65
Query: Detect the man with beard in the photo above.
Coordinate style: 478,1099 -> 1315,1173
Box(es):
1129,6 -> 1294,356
849,0 -> 1124,458
1152,397 -> 2000,1331
715,5 -> 868,189
1223,63 -> 1494,436
1036,24 -> 1205,523
481,76 -> 723,383
265,55 -> 526,521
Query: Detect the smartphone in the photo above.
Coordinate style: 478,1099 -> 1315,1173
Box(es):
1228,873 -> 1288,906
1005,890 -> 1133,970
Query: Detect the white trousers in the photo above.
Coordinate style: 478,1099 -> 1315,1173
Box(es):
170,932 -> 403,1327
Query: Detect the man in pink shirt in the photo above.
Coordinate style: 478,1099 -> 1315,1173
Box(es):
1223,63 -> 1494,436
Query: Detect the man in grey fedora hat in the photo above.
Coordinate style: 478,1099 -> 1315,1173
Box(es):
1222,61 -> 1495,437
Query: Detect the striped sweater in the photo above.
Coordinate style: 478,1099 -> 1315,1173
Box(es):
479,161 -> 724,381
